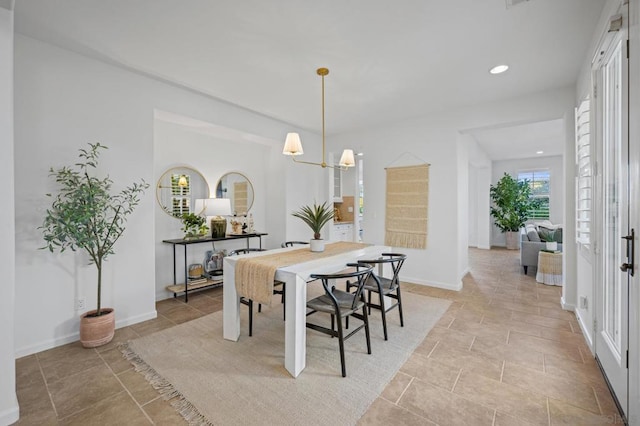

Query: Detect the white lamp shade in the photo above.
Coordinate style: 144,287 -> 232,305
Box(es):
338,149 -> 355,167
283,133 -> 304,156
203,198 -> 232,216
194,199 -> 205,215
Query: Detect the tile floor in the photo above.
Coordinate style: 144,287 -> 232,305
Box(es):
14,248 -> 622,425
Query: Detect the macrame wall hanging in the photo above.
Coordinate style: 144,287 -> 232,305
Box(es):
385,161 -> 430,249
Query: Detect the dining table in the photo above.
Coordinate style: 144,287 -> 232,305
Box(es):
223,241 -> 390,378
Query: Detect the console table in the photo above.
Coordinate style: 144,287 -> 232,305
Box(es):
163,233 -> 267,302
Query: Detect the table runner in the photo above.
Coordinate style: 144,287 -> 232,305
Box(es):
235,241 -> 371,305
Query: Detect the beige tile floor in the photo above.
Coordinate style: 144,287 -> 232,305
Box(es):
14,248 -> 622,425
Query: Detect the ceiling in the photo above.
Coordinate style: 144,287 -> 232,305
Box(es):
14,0 -> 605,158
470,118 -> 566,161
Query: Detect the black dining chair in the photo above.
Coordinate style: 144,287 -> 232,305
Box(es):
281,241 -> 309,248
306,263 -> 374,377
229,248 -> 285,336
350,253 -> 407,341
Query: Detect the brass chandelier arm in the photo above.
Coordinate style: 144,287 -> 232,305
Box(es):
290,155 -> 349,171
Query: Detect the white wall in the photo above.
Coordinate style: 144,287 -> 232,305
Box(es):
490,155 -> 565,247
13,35 -> 318,356
0,5 -> 18,425
457,135 -> 469,279
332,120 -> 462,290
153,117 -> 278,300
466,135 -> 492,250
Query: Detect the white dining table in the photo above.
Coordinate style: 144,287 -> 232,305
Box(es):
223,242 -> 389,377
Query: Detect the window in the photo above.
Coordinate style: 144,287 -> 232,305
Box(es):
517,170 -> 550,219
170,173 -> 191,217
575,96 -> 591,251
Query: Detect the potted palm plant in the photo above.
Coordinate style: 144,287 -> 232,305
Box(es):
489,172 -> 541,249
40,143 -> 149,348
292,201 -> 334,252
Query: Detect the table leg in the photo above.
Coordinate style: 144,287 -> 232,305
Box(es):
223,258 -> 241,341
284,273 -> 307,377
184,245 -> 189,302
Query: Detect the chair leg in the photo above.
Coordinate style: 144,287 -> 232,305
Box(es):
523,265 -> 528,274
282,285 -> 286,321
396,286 -> 404,327
362,305 -> 371,355
258,303 -> 262,313
336,315 -> 347,377
379,292 -> 388,341
367,290 -> 372,314
331,314 -> 335,336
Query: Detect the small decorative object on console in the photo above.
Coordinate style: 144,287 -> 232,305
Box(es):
204,250 -> 226,277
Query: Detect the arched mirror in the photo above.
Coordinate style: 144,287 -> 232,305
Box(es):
215,172 -> 254,215
156,166 -> 210,218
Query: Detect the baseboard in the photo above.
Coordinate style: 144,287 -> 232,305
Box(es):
575,308 -> 594,354
0,403 -> 20,426
15,310 -> 157,358
459,267 -> 470,281
560,296 -> 575,312
402,276 -> 463,291
115,310 -> 157,329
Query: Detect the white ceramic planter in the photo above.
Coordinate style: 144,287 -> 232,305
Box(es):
310,239 -> 325,252
546,241 -> 558,251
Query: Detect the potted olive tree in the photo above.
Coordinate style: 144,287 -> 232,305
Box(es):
292,201 -> 334,252
41,143 -> 149,348
489,172 -> 540,249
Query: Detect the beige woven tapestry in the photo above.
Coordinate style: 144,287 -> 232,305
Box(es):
233,181 -> 248,215
385,164 -> 429,249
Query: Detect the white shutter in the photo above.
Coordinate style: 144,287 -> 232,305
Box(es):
575,97 -> 591,251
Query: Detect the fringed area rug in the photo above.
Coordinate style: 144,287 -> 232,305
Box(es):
120,288 -> 450,425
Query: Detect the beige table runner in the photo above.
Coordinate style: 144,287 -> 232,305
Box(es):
235,242 -> 371,305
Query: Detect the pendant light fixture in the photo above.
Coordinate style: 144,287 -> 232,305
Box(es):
282,67 -> 355,170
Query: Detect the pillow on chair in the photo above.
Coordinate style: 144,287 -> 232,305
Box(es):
525,225 -> 541,242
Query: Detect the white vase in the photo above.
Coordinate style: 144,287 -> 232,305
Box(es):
310,239 -> 325,252
546,241 -> 558,251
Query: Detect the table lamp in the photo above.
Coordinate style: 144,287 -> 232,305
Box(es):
203,198 -> 231,238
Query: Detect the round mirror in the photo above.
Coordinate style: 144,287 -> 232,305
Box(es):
156,166 -> 210,218
215,172 -> 254,215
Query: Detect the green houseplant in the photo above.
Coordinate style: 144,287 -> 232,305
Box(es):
41,143 -> 149,347
292,201 -> 334,252
181,212 -> 208,239
489,172 -> 540,249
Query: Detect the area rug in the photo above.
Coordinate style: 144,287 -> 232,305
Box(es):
120,288 -> 450,425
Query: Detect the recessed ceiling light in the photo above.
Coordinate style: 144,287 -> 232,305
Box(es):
536,150 -> 544,155
489,65 -> 509,74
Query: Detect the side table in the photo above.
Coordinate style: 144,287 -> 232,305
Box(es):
536,251 -> 563,286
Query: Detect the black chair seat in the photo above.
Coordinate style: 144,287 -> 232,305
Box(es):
362,275 -> 396,294
307,289 -> 365,316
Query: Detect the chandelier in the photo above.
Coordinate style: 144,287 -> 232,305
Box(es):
282,68 -> 355,170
